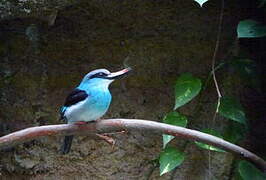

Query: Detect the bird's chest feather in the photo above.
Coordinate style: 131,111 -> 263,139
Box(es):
88,89 -> 111,112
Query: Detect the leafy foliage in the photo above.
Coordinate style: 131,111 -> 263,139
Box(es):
159,73 -> 201,176
237,19 -> 266,38
159,147 -> 185,176
223,121 -> 247,143
238,160 -> 266,180
218,96 -> 246,124
174,73 -> 202,110
158,2 -> 264,178
162,112 -> 188,148
195,129 -> 226,152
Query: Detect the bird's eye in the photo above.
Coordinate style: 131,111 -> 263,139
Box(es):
98,72 -> 107,77
89,72 -> 108,79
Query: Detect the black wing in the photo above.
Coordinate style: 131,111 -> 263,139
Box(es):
64,88 -> 89,107
59,88 -> 89,120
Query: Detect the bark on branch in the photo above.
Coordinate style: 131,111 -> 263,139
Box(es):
0,119 -> 265,172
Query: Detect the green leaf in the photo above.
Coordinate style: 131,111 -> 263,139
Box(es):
162,112 -> 188,148
159,147 -> 185,176
162,135 -> 174,149
237,19 -> 266,38
239,160 -> 266,180
194,0 -> 209,7
174,73 -> 202,110
218,96 -> 246,124
224,121 -> 247,143
163,112 -> 188,127
195,129 -> 226,152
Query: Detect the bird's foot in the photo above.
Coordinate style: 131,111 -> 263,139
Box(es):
102,130 -> 128,135
95,118 -> 102,123
96,133 -> 115,148
116,130 -> 128,135
74,121 -> 88,125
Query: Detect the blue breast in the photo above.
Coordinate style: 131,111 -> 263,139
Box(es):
74,83 -> 112,122
88,88 -> 112,116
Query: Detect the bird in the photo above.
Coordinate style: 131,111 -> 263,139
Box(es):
60,67 -> 131,154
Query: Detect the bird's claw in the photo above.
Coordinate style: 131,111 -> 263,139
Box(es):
74,121 -> 88,125
96,133 -> 115,148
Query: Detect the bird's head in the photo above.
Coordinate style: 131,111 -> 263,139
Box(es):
79,67 -> 131,89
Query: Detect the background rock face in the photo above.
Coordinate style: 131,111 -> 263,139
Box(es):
0,0 -> 245,179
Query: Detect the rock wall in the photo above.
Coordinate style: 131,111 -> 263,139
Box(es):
0,0 -> 246,179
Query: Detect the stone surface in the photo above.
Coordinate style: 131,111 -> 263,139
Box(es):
0,0 -> 246,179
0,0 -> 75,20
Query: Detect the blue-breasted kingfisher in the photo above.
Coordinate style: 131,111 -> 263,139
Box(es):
60,67 -> 131,154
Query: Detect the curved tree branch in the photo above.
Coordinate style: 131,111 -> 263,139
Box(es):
0,119 -> 265,172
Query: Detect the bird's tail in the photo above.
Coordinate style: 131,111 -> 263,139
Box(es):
61,135 -> 74,154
